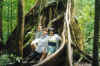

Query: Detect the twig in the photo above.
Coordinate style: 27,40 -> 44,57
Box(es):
48,14 -> 64,27
25,0 -> 39,16
71,43 -> 93,62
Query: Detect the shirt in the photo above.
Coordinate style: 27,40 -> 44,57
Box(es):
48,34 -> 61,49
33,35 -> 48,53
35,31 -> 42,39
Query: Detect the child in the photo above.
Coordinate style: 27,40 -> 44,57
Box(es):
47,28 -> 61,56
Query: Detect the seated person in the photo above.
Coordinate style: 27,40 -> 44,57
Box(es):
47,28 -> 61,56
24,28 -> 48,62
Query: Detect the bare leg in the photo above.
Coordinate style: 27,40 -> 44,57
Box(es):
39,51 -> 47,61
47,53 -> 51,57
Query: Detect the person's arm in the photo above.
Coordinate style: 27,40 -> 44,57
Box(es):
56,35 -> 61,49
31,39 -> 39,50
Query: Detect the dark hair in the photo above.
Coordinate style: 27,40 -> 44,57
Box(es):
43,28 -> 48,32
48,27 -> 55,33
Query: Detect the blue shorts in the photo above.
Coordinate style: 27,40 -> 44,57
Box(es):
47,42 -> 56,54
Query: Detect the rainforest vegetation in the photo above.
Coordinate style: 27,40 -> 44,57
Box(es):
0,0 -> 99,66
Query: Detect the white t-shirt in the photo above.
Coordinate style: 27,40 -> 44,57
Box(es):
31,35 -> 48,53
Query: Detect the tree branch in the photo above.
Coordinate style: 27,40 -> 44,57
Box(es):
48,14 -> 64,27
71,43 -> 93,63
25,0 -> 39,16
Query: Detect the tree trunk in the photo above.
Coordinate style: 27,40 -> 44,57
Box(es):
0,0 -> 3,49
10,0 -> 13,32
92,0 -> 100,66
7,0 -> 10,36
6,0 -> 39,54
65,0 -> 73,66
17,0 -> 24,57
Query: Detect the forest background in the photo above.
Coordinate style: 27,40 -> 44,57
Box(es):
0,0 -> 96,65
2,0 -> 95,55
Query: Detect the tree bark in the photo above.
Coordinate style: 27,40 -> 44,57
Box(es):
92,0 -> 100,66
17,0 -> 24,57
10,0 -> 13,32
6,0 -> 39,55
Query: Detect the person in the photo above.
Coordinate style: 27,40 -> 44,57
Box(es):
35,25 -> 43,39
31,25 -> 43,51
47,28 -> 61,56
24,28 -> 48,63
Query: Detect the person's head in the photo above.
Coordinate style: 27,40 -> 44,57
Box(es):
48,28 -> 55,36
37,25 -> 42,31
42,28 -> 48,36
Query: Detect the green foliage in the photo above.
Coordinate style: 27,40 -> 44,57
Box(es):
2,0 -> 35,44
75,0 -> 94,54
24,28 -> 35,48
0,54 -> 10,66
0,53 -> 22,66
2,0 -> 18,44
24,0 -> 35,14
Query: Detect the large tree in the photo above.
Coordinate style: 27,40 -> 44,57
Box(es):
92,0 -> 100,66
7,0 -> 83,61
0,0 -> 3,49
17,0 -> 24,57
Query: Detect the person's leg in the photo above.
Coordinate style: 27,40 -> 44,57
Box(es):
47,46 -> 52,56
47,46 -> 56,56
39,50 -> 47,61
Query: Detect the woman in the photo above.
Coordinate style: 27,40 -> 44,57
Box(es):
47,28 -> 61,56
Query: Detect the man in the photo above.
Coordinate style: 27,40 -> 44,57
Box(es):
31,25 -> 43,51
35,25 -> 42,39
